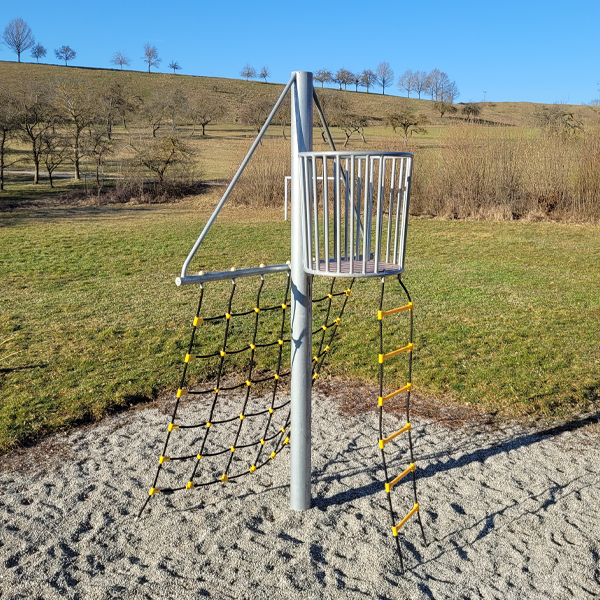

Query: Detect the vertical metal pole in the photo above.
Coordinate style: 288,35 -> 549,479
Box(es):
290,71 -> 313,511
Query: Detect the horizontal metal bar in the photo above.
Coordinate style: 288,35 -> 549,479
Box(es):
176,263 -> 291,286
299,150 -> 413,159
180,73 -> 297,280
392,503 -> 419,536
385,463 -> 415,493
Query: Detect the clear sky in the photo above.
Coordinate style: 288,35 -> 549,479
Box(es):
1,0 -> 599,105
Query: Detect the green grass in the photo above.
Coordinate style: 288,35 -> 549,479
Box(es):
1,196 -> 599,453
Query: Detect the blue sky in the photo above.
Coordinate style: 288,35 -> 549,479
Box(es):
1,0 -> 599,104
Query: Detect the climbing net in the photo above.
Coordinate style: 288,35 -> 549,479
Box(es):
377,276 -> 426,571
138,271 -> 353,518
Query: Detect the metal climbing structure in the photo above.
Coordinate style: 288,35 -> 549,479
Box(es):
139,71 -> 426,570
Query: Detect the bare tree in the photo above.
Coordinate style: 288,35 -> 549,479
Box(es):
335,68 -> 354,91
100,82 -> 139,137
376,62 -> 394,95
259,66 -> 270,82
187,96 -> 224,136
40,131 -> 69,188
55,45 -> 76,66
314,69 -> 332,88
55,81 -> 96,180
31,44 -> 46,63
325,94 -> 368,146
360,69 -> 377,93
168,60 -> 181,74
2,18 -> 35,63
142,43 -> 161,73
462,103 -> 481,122
412,70 -> 429,99
240,64 -> 256,81
17,82 -> 58,184
83,123 -> 113,188
533,103 -> 584,136
129,136 -> 193,184
0,90 -> 20,190
238,95 -> 273,135
426,68 -> 442,100
141,92 -> 168,137
386,105 -> 428,143
397,69 -> 416,98
111,51 -> 130,70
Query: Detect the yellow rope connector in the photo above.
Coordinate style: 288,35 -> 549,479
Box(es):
193,317 -> 203,327
280,427 -> 286,433
249,465 -> 257,473
220,350 -> 226,357
186,481 -> 195,489
345,289 -> 351,296
335,318 -> 341,325
385,463 -> 415,493
322,325 -> 327,331
149,487 -> 159,496
324,346 -> 330,352
254,307 -> 260,313
159,456 -> 170,464
379,423 -> 411,449
328,293 -> 333,299
168,423 -> 179,432
274,374 -> 279,380
260,439 -> 265,445
278,339 -> 284,345
206,422 -> 212,428
283,437 -> 290,445
269,407 -> 274,414
214,388 -> 219,394
196,454 -> 202,460
392,503 -> 419,536
246,380 -> 252,387
282,303 -> 287,310
230,446 -> 236,452
269,451 -> 276,460
225,313 -> 231,320
177,388 -> 187,398
313,355 -> 319,362
312,373 -> 319,380
249,343 -> 256,350
220,473 -> 228,482
239,414 -> 245,420
378,383 -> 412,406
185,354 -> 196,363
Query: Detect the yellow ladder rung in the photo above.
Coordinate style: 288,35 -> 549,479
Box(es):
379,423 -> 411,449
392,503 -> 419,536
379,343 -> 413,363
378,302 -> 413,319
385,463 -> 415,493
378,383 -> 412,406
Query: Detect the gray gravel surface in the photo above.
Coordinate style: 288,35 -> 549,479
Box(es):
1,393 -> 599,599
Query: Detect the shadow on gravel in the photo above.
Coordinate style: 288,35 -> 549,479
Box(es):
315,413 -> 600,510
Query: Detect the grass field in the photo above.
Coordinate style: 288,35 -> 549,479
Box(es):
1,192 -> 599,453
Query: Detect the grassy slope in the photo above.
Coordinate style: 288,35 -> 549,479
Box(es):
1,195 -> 599,453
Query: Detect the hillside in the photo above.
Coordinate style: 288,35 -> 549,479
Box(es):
0,60 -> 589,129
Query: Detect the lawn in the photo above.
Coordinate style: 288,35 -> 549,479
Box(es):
1,193 -> 599,453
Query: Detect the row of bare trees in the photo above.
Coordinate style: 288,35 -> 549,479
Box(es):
0,79 -> 229,193
313,63 -> 395,94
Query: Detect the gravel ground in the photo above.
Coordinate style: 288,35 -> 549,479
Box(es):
1,392 -> 599,599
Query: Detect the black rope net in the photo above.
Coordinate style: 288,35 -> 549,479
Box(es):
138,272 -> 354,519
377,276 -> 427,572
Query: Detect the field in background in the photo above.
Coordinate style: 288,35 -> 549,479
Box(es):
1,62 -> 599,453
1,193 -> 599,453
